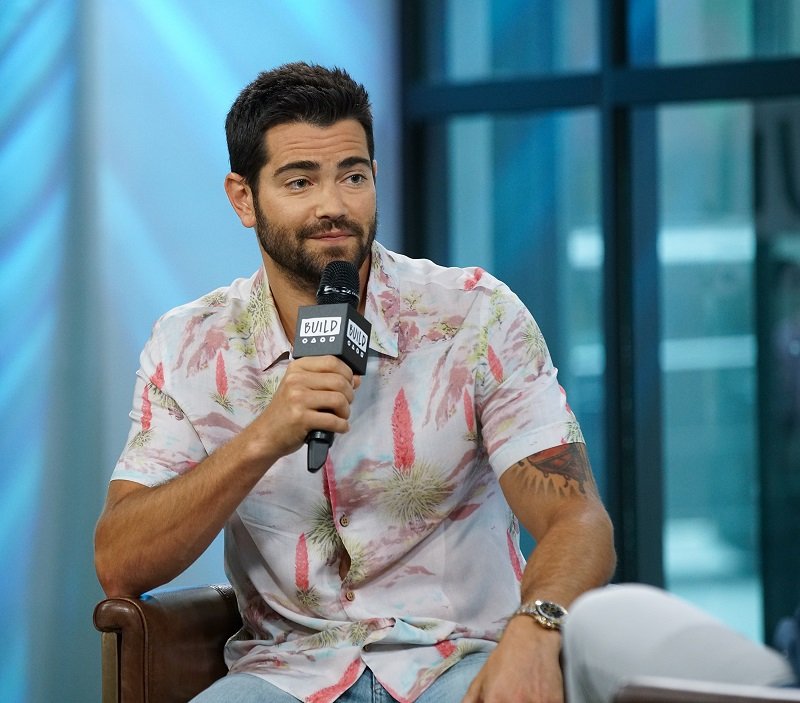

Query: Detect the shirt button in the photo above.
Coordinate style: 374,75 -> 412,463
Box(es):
345,590 -> 355,601
339,514 -> 350,527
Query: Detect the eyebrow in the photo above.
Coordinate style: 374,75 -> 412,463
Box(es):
273,156 -> 372,177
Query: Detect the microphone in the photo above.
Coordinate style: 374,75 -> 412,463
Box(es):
293,261 -> 372,472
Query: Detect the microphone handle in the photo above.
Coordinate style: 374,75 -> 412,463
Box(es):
306,430 -> 333,472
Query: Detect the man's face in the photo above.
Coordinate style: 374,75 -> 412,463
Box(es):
252,119 -> 377,292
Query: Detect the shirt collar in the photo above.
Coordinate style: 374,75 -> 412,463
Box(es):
364,241 -> 400,359
254,241 -> 400,372
250,268 -> 292,372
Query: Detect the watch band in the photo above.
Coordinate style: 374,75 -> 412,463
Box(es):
513,599 -> 568,631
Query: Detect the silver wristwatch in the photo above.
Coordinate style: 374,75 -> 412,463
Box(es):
513,599 -> 568,631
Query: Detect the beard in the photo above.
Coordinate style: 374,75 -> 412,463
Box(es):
254,203 -> 378,293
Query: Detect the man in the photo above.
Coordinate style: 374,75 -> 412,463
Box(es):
95,62 -> 615,703
563,584 -> 798,701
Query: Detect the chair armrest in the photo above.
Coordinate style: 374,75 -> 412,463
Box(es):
615,676 -> 800,703
93,584 -> 241,703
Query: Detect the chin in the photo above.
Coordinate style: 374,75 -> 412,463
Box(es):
313,242 -> 364,266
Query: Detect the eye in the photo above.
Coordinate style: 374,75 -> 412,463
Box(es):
287,178 -> 311,190
346,173 -> 368,185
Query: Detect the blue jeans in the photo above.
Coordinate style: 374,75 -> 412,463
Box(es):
189,653 -> 490,703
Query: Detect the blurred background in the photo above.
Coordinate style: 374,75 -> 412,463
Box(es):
2,0 -> 800,700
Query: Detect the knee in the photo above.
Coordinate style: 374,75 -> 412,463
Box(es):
563,587 -> 609,654
565,584 -> 665,653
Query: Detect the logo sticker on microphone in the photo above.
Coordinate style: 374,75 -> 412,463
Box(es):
299,317 -> 341,344
346,319 -> 369,357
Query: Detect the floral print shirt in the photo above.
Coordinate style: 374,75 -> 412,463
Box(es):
112,242 -> 583,702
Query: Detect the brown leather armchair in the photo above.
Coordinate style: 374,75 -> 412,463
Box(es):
94,585 -> 800,703
93,584 -> 241,703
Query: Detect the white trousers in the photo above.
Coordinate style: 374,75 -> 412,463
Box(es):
562,583 -> 797,703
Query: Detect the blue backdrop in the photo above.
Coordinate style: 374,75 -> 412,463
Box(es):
0,1 -> 400,700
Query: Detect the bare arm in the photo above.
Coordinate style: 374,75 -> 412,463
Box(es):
464,442 -> 616,703
502,442 -> 616,606
94,355 -> 358,598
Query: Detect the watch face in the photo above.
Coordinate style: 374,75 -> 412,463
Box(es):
536,600 -> 567,622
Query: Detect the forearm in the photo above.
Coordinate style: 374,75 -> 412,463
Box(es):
519,503 -> 616,607
96,355 -> 359,597
470,446 -> 613,702
499,444 -> 616,608
468,506 -> 615,702
464,508 -> 612,703
94,424 -> 276,597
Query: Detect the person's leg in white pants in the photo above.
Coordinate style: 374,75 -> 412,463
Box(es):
562,583 -> 797,703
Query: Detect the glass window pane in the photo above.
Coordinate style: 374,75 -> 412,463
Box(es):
753,99 -> 800,636
657,102 -> 762,639
631,0 -> 800,66
421,0 -> 598,81
440,112 -> 605,508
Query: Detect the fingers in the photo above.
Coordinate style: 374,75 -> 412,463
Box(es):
284,356 -> 357,414
462,679 -> 481,703
252,356 -> 360,459
298,356 -> 362,390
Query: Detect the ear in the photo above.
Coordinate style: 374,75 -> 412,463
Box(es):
372,160 -> 378,181
224,172 -> 256,228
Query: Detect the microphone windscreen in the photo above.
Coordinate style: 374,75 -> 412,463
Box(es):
316,261 -> 360,307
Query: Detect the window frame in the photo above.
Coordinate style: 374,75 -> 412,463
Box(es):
399,0 -> 800,638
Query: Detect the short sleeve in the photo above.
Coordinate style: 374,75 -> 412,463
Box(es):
475,285 -> 584,478
111,321 -> 208,486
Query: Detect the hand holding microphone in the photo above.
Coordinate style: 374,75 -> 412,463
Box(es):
293,260 -> 371,472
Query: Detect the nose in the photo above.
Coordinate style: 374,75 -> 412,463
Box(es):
314,181 -> 347,221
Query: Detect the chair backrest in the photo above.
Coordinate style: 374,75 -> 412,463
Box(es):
93,584 -> 242,703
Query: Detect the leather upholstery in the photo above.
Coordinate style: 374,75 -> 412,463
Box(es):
93,584 -> 241,703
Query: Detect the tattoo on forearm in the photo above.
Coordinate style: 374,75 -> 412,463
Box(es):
511,443 -> 598,497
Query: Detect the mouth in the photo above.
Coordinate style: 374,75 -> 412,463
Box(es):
307,230 -> 353,242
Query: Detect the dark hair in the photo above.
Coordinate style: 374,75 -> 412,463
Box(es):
225,62 -> 374,188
